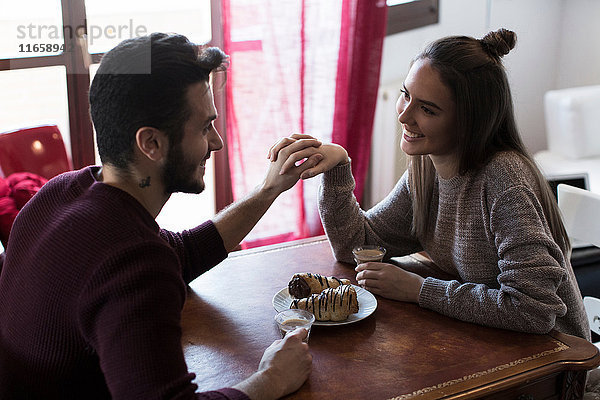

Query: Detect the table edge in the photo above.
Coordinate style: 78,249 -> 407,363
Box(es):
228,235 -> 329,258
386,330 -> 600,399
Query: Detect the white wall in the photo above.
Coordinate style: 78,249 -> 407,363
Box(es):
367,0 -> 600,206
380,0 -> 566,154
555,0 -> 600,89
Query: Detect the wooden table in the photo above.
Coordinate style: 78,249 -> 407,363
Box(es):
182,236 -> 600,399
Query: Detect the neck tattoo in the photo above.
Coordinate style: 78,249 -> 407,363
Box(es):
139,176 -> 151,188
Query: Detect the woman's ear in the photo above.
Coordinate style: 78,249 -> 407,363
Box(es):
135,127 -> 168,161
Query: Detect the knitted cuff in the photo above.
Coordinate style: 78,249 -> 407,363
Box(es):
418,277 -> 450,310
322,160 -> 355,190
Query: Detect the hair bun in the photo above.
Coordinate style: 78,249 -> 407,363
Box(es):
480,28 -> 516,59
198,46 -> 229,72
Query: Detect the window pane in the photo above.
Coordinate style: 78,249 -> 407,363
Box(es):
0,0 -> 65,59
0,0 -> 64,58
85,0 -> 212,54
0,66 -> 71,161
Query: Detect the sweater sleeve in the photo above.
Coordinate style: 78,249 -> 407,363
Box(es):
318,163 -> 421,263
160,220 -> 228,284
77,243 -> 248,400
419,185 -> 568,334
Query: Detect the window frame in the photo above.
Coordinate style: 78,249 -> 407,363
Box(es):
1,0 -> 228,200
0,0 -> 96,169
386,0 -> 439,36
208,0 -> 234,212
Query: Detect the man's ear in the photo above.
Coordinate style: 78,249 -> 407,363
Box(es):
135,127 -> 168,161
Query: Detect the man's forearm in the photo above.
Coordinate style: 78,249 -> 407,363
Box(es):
233,370 -> 283,400
212,184 -> 279,252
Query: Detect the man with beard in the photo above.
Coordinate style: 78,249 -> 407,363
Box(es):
0,33 -> 318,400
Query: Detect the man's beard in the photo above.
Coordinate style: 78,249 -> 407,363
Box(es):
162,141 -> 205,195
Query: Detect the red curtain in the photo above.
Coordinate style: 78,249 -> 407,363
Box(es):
222,0 -> 387,248
333,0 -> 388,201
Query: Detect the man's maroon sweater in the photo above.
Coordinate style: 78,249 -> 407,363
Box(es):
0,167 -> 248,400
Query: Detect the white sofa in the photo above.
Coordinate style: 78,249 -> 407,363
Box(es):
534,85 -> 600,301
534,85 -> 600,193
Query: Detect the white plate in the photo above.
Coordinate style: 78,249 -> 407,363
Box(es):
272,284 -> 377,326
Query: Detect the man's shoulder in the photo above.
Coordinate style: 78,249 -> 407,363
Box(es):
13,165 -> 162,261
28,167 -> 95,206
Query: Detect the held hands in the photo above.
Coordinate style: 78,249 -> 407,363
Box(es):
267,134 -> 349,180
262,135 -> 323,196
355,262 -> 425,303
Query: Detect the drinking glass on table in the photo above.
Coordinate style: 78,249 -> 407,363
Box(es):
352,245 -> 386,264
274,309 -> 315,343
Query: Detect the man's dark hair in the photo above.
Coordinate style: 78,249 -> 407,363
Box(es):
89,33 -> 227,169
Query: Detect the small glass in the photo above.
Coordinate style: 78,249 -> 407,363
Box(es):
352,245 -> 386,264
274,309 -> 315,343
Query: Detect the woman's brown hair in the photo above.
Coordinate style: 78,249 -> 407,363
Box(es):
407,28 -> 570,254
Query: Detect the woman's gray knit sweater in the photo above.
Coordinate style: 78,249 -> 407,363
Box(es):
318,151 -> 589,340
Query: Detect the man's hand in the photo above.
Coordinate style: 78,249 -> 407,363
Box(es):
233,328 -> 312,400
355,262 -> 425,303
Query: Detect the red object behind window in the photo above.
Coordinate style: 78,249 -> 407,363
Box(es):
0,178 -> 16,248
0,125 -> 72,180
0,172 -> 48,248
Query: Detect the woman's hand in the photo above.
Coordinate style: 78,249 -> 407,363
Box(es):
355,262 -> 425,303
268,134 -> 349,179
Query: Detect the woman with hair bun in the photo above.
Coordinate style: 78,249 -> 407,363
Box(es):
270,29 -> 590,340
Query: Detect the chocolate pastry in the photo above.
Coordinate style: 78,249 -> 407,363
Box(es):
290,285 -> 359,321
288,272 -> 351,299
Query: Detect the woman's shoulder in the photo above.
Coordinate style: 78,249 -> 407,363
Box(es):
486,150 -> 530,170
466,151 -> 543,208
481,151 -> 537,187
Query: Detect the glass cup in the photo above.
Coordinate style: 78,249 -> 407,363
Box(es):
274,309 -> 315,343
352,244 -> 386,264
